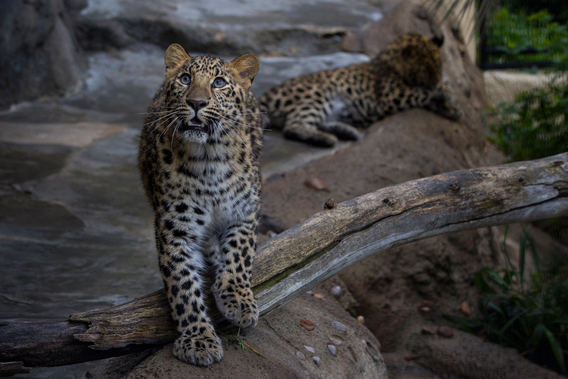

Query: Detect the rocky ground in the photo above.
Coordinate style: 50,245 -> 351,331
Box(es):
1,0 -> 566,378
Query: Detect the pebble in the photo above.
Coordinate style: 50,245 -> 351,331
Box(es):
312,356 -> 320,366
323,198 -> 337,209
437,326 -> 454,338
304,177 -> 329,191
418,306 -> 431,315
313,293 -> 325,299
300,319 -> 315,331
330,286 -> 341,296
327,344 -> 337,356
329,337 -> 343,346
357,315 -> 365,325
365,342 -> 382,361
421,326 -> 437,335
306,290 -> 314,295
331,321 -> 347,332
304,345 -> 315,354
459,301 -> 472,316
267,230 -> 278,238
296,351 -> 306,360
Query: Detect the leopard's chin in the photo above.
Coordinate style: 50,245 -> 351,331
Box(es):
178,123 -> 206,133
178,120 -> 209,144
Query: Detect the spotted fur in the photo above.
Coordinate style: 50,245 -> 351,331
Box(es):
138,44 -> 263,366
260,33 -> 461,147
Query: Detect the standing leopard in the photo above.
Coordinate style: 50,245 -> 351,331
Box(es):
138,44 -> 263,366
259,33 -> 461,147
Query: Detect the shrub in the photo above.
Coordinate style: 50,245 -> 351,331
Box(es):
487,72 -> 568,162
445,227 -> 568,375
486,8 -> 568,64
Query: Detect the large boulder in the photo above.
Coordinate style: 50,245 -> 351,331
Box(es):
0,0 -> 85,109
261,0 -> 497,353
88,282 -> 387,379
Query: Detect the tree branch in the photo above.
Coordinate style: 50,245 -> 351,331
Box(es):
1,153 -> 567,368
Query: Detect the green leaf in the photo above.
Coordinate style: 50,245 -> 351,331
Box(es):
475,269 -> 496,293
543,325 -> 567,375
499,308 -> 530,334
519,234 -> 526,289
485,300 -> 506,317
485,270 -> 511,292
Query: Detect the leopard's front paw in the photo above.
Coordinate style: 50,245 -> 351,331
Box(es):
283,124 -> 338,147
322,121 -> 364,141
173,325 -> 223,366
214,281 -> 259,328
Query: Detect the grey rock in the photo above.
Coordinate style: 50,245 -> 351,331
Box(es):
331,321 -> 348,332
330,337 -> 343,346
75,0 -> 383,56
304,345 -> 316,354
0,0 -> 83,109
331,285 -> 342,296
328,344 -> 338,356
87,294 -> 387,378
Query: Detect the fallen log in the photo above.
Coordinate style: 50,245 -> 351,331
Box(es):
1,153 -> 567,368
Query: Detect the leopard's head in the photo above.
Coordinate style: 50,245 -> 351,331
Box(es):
377,33 -> 443,88
162,44 -> 259,144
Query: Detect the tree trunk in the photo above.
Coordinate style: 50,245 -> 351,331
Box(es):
1,153 -> 567,368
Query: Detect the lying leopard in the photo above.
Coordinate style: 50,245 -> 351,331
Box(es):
259,33 -> 461,147
139,44 -> 263,366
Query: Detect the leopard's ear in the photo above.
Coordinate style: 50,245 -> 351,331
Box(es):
165,44 -> 190,78
228,54 -> 259,91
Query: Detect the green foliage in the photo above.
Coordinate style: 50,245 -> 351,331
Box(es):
487,72 -> 568,162
444,227 -> 568,375
486,8 -> 568,63
504,0 -> 568,24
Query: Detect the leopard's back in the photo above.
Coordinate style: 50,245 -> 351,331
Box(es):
259,32 -> 461,147
260,63 -> 376,127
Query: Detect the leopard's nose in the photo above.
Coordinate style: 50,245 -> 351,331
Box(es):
187,99 -> 208,112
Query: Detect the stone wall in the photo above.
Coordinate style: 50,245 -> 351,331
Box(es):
0,0 -> 85,109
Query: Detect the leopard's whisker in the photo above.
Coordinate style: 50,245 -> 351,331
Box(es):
137,109 -> 178,115
144,110 -> 180,127
218,115 -> 270,131
223,118 -> 271,132
232,111 -> 267,116
171,119 -> 182,151
148,111 -> 182,133
226,124 -> 255,158
159,116 -> 181,140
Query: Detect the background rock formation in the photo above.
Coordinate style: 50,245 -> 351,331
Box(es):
0,0 -> 85,109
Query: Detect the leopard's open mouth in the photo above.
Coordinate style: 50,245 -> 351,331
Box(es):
179,116 -> 206,132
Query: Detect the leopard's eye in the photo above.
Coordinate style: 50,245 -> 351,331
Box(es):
180,74 -> 191,85
212,78 -> 226,88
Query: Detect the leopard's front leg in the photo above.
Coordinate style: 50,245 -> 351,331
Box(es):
156,216 -> 223,366
213,218 -> 259,328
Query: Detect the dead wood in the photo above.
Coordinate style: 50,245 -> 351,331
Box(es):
1,153 -> 567,368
